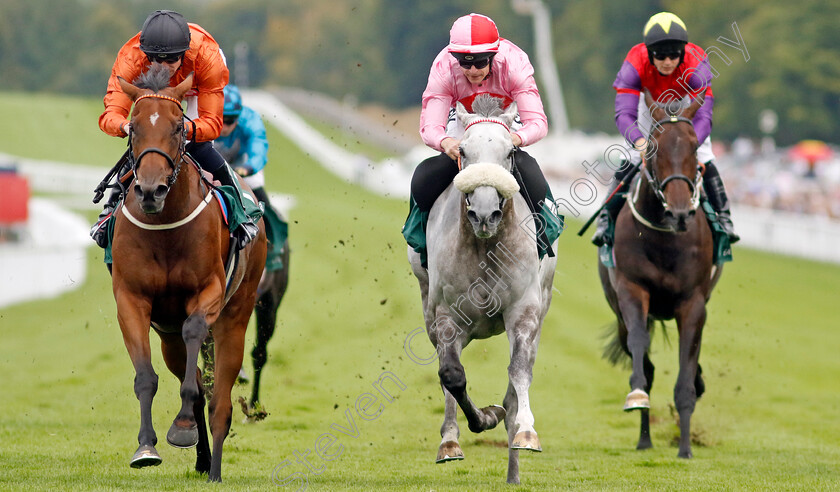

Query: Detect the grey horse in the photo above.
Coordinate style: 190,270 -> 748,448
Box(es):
408,94 -> 557,484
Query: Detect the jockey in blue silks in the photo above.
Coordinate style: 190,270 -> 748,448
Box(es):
214,84 -> 274,211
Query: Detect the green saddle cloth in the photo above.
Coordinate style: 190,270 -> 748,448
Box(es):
216,184 -> 264,232
597,198 -> 733,268
262,205 -> 289,271
402,191 -> 565,268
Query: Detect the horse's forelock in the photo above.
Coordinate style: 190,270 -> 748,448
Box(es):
471,94 -> 505,118
133,64 -> 172,93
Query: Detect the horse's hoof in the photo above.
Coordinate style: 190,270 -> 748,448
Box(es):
485,405 -> 506,428
623,389 -> 650,411
678,449 -> 693,459
436,441 -> 465,463
130,444 -> 162,468
511,430 -> 542,452
166,422 -> 199,448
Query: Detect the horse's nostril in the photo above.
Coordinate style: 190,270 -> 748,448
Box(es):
467,210 -> 478,223
134,185 -> 143,200
688,209 -> 697,216
154,185 -> 168,199
663,210 -> 674,218
489,210 -> 502,224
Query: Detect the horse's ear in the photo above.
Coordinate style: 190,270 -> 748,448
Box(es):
456,101 -> 473,126
172,72 -> 194,101
681,93 -> 706,120
118,76 -> 141,101
500,101 -> 518,128
644,89 -> 666,122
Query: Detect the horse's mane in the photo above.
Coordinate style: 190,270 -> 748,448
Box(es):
471,94 -> 505,118
132,64 -> 172,92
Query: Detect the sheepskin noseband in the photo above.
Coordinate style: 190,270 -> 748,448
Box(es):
453,163 -> 520,199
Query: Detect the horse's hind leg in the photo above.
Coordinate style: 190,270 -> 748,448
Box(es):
251,287 -> 279,406
436,385 -> 464,463
503,382 -> 521,484
674,295 -> 707,458
207,317 -> 248,482
637,354 -> 655,450
167,313 -> 210,449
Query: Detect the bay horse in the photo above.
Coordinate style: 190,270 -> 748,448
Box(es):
109,65 -> 266,482
408,95 -> 557,484
599,90 -> 722,458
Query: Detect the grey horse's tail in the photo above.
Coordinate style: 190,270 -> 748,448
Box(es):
602,317 -> 669,368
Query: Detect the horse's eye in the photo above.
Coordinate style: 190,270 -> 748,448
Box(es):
508,148 -> 515,159
459,147 -> 466,157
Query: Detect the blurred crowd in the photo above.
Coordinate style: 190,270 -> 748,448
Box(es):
718,137 -> 840,218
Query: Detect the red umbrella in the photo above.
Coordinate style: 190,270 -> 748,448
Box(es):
788,139 -> 833,163
788,140 -> 833,176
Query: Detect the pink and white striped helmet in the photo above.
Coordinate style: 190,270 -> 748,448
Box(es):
447,13 -> 500,54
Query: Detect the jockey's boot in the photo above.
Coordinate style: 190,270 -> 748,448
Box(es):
90,186 -> 122,248
214,164 -> 259,249
702,161 -> 740,243
591,161 -> 638,247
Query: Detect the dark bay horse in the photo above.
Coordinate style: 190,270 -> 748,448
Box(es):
110,66 -> 266,482
408,95 -> 557,484
599,90 -> 722,458
249,234 -> 290,407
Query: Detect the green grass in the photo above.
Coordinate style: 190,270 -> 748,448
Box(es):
1,93 -> 839,490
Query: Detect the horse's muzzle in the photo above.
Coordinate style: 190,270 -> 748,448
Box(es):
663,208 -> 696,232
467,208 -> 503,238
135,183 -> 170,214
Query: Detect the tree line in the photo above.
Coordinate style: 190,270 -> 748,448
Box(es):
3,0 -> 838,145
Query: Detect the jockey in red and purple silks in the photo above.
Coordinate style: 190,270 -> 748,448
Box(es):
591,11 -> 739,247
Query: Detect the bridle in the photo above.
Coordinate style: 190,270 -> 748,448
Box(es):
640,115 -> 703,213
127,93 -> 188,191
458,118 -> 517,209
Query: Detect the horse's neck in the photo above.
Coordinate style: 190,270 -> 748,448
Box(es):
633,176 -> 667,221
163,161 -> 204,216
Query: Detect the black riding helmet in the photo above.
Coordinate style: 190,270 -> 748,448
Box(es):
139,10 -> 191,57
643,12 -> 688,66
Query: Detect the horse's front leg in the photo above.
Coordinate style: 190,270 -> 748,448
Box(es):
615,281 -> 652,411
433,313 -> 506,436
673,293 -> 707,458
165,311 -> 211,449
505,305 -> 542,450
115,293 -> 161,468
503,304 -> 542,485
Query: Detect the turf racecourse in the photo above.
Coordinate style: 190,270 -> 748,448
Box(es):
1,93 -> 838,491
